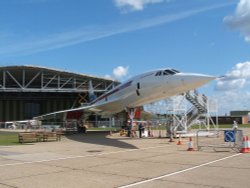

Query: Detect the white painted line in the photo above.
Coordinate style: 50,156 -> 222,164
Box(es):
118,153 -> 242,188
0,145 -> 169,167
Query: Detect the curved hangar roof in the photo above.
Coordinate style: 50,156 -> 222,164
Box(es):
0,65 -> 117,93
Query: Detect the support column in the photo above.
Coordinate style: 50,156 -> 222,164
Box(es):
0,100 -> 3,121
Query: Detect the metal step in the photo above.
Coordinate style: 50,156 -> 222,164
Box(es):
185,90 -> 208,127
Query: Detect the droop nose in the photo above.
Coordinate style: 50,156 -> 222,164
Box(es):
179,73 -> 216,89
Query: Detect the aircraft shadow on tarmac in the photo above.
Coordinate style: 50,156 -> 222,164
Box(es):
64,131 -> 138,149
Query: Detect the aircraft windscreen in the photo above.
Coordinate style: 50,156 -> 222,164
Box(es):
155,69 -> 180,76
163,69 -> 176,75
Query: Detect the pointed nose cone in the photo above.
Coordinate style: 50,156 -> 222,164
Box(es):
180,73 -> 216,90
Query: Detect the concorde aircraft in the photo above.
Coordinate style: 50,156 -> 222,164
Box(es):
34,68 -> 215,120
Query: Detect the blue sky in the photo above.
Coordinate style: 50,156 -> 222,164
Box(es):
0,0 -> 250,114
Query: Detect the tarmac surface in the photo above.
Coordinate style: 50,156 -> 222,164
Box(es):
0,130 -> 250,188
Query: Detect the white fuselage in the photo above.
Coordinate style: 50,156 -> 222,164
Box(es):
90,69 -> 215,114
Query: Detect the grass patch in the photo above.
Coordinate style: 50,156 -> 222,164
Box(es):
191,124 -> 250,129
0,132 -> 20,145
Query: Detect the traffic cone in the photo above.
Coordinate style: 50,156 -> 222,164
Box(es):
187,137 -> 195,151
177,134 -> 183,145
246,136 -> 250,151
241,136 -> 249,153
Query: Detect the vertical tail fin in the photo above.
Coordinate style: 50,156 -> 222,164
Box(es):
89,80 -> 97,102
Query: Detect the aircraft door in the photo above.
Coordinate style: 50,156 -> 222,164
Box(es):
136,82 -> 140,96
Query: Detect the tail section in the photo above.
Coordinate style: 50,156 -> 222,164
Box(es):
89,80 -> 97,102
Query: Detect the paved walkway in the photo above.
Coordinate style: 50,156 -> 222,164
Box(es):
0,131 -> 250,188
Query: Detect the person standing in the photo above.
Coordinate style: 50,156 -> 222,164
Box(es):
232,120 -> 238,130
138,123 -> 142,138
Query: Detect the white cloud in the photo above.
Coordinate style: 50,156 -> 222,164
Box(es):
113,66 -> 129,79
104,74 -> 113,79
230,61 -> 250,78
114,0 -> 165,12
212,91 -> 250,115
214,61 -> 250,114
224,0 -> 250,42
216,78 -> 246,90
215,61 -> 250,91
104,66 -> 129,81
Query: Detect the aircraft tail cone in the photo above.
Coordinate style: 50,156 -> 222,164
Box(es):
187,137 -> 195,151
177,134 -> 183,145
241,136 -> 249,153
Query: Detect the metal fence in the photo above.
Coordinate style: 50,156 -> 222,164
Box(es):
196,129 -> 243,152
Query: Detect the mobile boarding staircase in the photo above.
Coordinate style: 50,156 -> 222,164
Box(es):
171,90 -> 218,135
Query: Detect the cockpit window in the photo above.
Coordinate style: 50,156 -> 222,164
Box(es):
163,70 -> 168,75
155,69 -> 180,76
164,69 -> 175,75
155,71 -> 162,76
